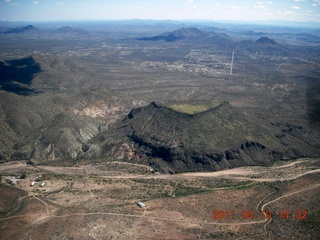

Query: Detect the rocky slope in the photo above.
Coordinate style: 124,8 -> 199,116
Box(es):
0,55 -> 126,161
94,102 -> 320,173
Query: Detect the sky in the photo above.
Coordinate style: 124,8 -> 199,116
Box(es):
1,0 -> 320,23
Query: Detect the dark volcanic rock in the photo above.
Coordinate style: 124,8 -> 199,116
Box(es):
95,101 -> 319,173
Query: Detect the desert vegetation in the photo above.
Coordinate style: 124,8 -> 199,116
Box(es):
0,20 -> 319,239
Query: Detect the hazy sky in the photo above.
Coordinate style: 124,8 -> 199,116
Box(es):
1,0 -> 320,23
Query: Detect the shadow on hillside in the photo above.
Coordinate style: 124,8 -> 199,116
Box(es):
306,76 -> 320,132
0,56 -> 41,95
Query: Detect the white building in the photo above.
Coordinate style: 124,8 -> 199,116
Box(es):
30,181 -> 35,186
137,201 -> 145,208
40,182 -> 45,187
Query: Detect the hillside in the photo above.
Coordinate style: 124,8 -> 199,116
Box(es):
94,101 -> 320,173
0,55 -> 127,161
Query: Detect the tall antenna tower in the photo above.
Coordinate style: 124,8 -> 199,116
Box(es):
230,50 -> 235,75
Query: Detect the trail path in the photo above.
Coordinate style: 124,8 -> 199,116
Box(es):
2,158 -> 318,182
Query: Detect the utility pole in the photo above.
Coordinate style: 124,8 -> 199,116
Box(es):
230,50 -> 235,75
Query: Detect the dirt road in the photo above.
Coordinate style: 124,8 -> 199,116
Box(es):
2,183 -> 319,228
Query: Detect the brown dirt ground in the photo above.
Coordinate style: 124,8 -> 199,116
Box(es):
0,158 -> 319,239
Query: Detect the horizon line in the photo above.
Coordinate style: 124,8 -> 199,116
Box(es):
0,18 -> 319,26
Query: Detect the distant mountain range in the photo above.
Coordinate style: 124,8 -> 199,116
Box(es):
137,27 -> 289,54
0,24 -> 88,36
138,27 -> 208,41
1,23 -> 318,45
138,27 -> 232,42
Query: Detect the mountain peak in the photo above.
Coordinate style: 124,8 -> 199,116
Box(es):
5,25 -> 38,34
171,27 -> 207,38
256,37 -> 277,45
55,26 -> 88,35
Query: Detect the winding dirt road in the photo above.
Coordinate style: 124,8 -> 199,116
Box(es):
1,183 -> 319,228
